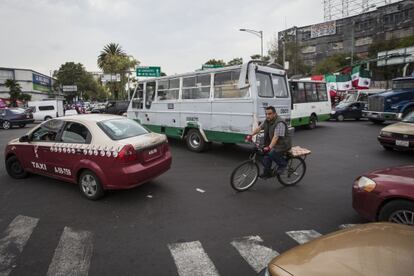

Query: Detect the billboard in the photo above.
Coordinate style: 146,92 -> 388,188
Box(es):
311,21 -> 336,38
32,73 -> 51,92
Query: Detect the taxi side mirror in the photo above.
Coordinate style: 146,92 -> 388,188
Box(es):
19,135 -> 30,143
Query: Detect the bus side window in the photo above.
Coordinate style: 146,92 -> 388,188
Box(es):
305,83 -> 318,102
132,84 -> 144,109
214,70 -> 248,99
158,79 -> 179,101
296,83 -> 306,103
145,82 -> 156,109
316,83 -> 328,102
182,75 -> 210,99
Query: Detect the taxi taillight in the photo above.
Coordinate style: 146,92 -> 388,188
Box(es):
117,144 -> 137,162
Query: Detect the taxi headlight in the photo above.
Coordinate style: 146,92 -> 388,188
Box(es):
357,176 -> 376,192
380,131 -> 392,137
330,110 -> 336,115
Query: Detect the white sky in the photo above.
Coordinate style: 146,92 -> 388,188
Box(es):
0,0 -> 323,76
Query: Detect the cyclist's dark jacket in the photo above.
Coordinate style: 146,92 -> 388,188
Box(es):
261,116 -> 291,152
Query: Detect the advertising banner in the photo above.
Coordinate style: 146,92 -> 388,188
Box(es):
311,21 -> 336,38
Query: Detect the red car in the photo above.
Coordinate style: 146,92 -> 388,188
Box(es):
353,165 -> 414,225
5,114 -> 172,200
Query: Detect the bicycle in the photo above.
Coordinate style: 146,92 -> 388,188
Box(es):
230,141 -> 310,192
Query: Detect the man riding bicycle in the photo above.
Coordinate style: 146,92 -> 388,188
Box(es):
247,106 -> 291,178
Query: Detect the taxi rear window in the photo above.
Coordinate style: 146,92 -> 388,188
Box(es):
98,118 -> 148,141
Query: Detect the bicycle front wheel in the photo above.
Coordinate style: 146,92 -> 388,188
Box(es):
230,160 -> 259,192
277,157 -> 306,186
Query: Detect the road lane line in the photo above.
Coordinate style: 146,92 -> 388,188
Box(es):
0,215 -> 39,276
168,241 -> 219,276
231,235 -> 279,273
47,227 -> 93,276
286,230 -> 322,245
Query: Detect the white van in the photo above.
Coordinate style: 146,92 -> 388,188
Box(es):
28,100 -> 64,121
127,61 -> 292,152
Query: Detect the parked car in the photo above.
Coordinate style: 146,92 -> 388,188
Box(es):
377,111 -> 414,151
260,223 -> 414,276
4,114 -> 172,200
28,100 -> 64,121
352,165 -> 414,225
0,108 -> 34,129
330,101 -> 366,121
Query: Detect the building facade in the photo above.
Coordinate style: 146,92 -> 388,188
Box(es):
0,67 -> 58,101
278,0 -> 414,68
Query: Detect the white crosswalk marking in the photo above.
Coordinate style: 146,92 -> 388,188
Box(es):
47,227 -> 94,276
0,215 -> 39,276
286,230 -> 322,245
231,235 -> 279,273
168,241 -> 219,276
339,224 -> 357,229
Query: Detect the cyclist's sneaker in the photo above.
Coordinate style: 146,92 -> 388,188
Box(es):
259,170 -> 272,179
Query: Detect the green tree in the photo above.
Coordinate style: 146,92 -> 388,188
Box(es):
54,62 -> 105,102
204,59 -> 226,67
4,79 -> 22,107
312,53 -> 357,75
97,43 -> 139,100
227,57 -> 243,66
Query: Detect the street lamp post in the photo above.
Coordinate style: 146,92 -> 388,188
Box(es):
239,28 -> 263,59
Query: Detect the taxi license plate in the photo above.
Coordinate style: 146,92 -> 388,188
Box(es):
371,113 -> 378,118
144,147 -> 162,160
396,140 -> 409,147
26,115 -> 30,118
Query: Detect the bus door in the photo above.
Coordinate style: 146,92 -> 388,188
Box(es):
129,83 -> 144,122
143,82 -> 156,125
156,78 -> 181,136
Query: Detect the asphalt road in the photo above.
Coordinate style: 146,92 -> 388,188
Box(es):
0,120 -> 413,276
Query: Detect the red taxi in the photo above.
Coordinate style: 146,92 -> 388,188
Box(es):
4,114 -> 172,200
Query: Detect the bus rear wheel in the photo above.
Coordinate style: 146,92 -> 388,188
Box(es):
186,129 -> 207,152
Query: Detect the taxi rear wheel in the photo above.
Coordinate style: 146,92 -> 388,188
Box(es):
6,156 -> 28,179
79,170 -> 104,200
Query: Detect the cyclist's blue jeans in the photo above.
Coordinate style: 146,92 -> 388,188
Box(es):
263,150 -> 287,172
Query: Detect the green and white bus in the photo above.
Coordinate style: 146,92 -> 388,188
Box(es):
127,61 -> 292,152
289,80 -> 331,129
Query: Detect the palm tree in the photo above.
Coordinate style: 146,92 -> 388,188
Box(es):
97,43 -> 126,69
4,79 -> 22,107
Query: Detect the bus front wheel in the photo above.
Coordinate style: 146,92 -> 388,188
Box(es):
186,129 -> 207,152
307,115 -> 317,129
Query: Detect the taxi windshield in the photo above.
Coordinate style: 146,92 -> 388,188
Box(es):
98,118 -> 149,140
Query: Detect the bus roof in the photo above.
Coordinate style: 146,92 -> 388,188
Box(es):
136,62 -> 285,83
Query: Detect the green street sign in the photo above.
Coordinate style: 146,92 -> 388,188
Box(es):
202,64 -> 224,70
136,66 -> 161,77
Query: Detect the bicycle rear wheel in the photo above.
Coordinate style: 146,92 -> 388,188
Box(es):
277,157 -> 306,186
230,160 -> 259,192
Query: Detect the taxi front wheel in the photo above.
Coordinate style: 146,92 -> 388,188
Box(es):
79,170 -> 104,200
6,156 -> 28,179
